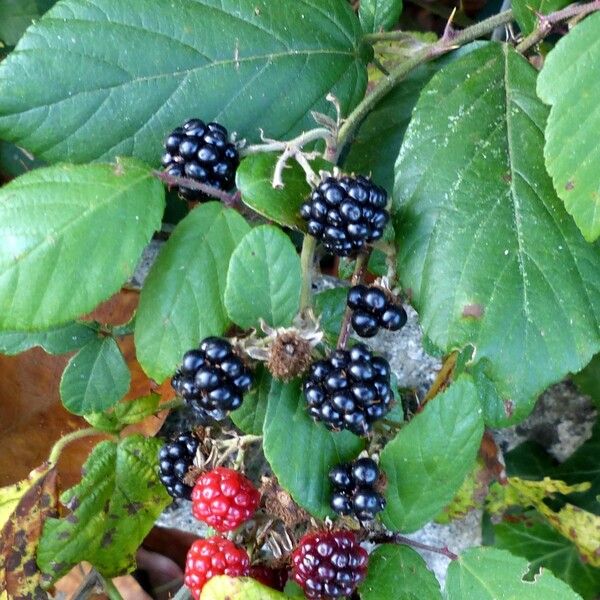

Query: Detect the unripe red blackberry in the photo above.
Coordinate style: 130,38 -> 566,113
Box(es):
291,529 -> 368,599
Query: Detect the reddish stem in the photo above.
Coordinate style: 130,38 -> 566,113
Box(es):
370,531 -> 459,560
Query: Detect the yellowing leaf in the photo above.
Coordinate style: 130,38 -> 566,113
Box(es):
0,465 -> 57,598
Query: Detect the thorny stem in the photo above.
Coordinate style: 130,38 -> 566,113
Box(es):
337,250 -> 371,349
300,235 -> 318,311
48,428 -> 107,466
154,170 -> 239,206
421,351 -> 458,407
515,0 -> 600,53
339,10 -> 515,154
370,531 -> 459,560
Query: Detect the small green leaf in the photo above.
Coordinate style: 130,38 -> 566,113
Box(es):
263,379 -> 363,518
37,435 -> 171,582
394,43 -> 600,425
0,159 -> 164,331
60,337 -> 130,416
135,203 -> 250,382
230,365 -> 271,435
203,575 -> 288,599
0,0 -> 368,164
314,287 -> 347,344
537,13 -> 600,241
225,226 -> 302,329
381,376 -> 484,532
512,0 -> 571,35
572,354 -> 600,409
236,154 -> 332,231
445,547 -> 582,599
0,321 -> 98,355
359,544 -> 442,600
494,517 -> 600,600
85,393 -> 160,433
359,0 -> 403,33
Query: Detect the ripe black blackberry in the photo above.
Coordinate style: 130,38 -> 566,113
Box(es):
158,432 -> 199,500
162,119 -> 239,200
347,284 -> 407,338
300,174 -> 389,256
303,343 -> 393,435
171,337 -> 253,421
329,457 -> 385,521
291,529 -> 368,599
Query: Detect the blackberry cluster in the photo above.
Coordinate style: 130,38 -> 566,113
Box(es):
172,337 -> 253,421
291,529 -> 368,599
303,343 -> 393,435
330,457 -> 385,521
348,284 -> 407,338
300,175 -> 389,256
158,433 -> 199,500
162,119 -> 239,200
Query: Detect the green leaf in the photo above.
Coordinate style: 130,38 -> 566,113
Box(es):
537,13 -> 600,241
359,0 -> 403,33
0,0 -> 368,164
358,544 -> 442,600
85,393 -> 160,433
494,517 -> 600,600
393,43 -> 600,426
225,225 -> 302,329
60,337 -> 130,416
555,419 -> 600,513
203,575 -> 288,599
344,43 -> 486,192
0,0 -> 56,45
0,321 -> 98,355
230,365 -> 271,435
236,153 -> 332,231
380,376 -> 484,532
314,287 -> 347,344
0,158 -> 164,331
513,0 -> 572,35
37,435 -> 170,582
445,547 -> 582,599
135,203 -> 249,382
573,354 -> 600,408
263,379 -> 363,518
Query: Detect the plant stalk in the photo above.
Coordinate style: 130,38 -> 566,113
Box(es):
421,351 -> 458,406
48,428 -> 106,466
370,531 -> 458,560
300,235 -> 318,311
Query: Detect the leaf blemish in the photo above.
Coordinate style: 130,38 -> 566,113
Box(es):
462,304 -> 484,319
565,180 -> 575,190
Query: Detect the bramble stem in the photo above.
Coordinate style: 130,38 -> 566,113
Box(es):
241,127 -> 333,156
99,576 -> 125,600
171,585 -> 192,600
421,351 -> 458,407
336,250 -> 371,349
340,10 -> 515,153
158,397 -> 186,412
516,0 -> 600,53
300,235 -> 318,311
370,531 -> 458,560
48,428 -> 107,466
154,170 -> 239,206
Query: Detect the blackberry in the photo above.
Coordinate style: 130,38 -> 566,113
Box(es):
300,175 -> 389,256
171,337 -> 253,421
329,457 -> 385,521
158,432 -> 199,500
347,284 -> 407,338
162,119 -> 239,200
303,343 -> 393,435
291,529 -> 368,599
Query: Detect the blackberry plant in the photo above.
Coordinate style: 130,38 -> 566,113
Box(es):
1,1 -> 599,599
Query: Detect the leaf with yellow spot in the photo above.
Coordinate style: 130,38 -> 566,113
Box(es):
202,576 -> 288,599
487,477 -> 600,567
0,465 -> 57,598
